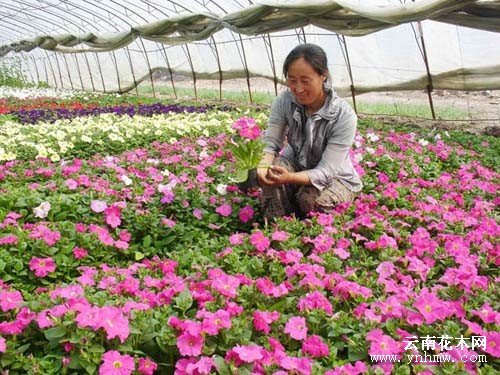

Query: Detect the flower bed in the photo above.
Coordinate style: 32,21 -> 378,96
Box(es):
0,106 -> 498,374
0,111 -> 268,162
8,103 -> 228,125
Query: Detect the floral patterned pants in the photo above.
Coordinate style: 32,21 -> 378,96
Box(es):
259,157 -> 357,220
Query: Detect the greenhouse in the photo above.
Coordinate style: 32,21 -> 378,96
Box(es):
0,0 -> 499,374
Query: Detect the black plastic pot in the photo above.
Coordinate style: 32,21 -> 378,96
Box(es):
237,168 -> 258,192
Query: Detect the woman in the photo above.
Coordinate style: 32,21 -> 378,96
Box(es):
257,43 -> 362,220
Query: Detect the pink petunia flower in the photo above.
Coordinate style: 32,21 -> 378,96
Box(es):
138,357 -> 157,375
211,274 -> 240,299
99,350 -> 135,375
297,291 -> 333,315
0,290 -> 23,312
72,247 -> 88,259
412,288 -> 453,324
302,335 -> 329,357
232,344 -> 264,363
201,309 -> 232,335
215,204 -> 232,217
238,205 -> 254,223
65,179 -> 78,190
249,231 -> 270,252
229,232 -> 246,245
253,310 -> 280,334
272,230 -> 289,241
279,356 -> 312,375
0,336 -> 5,353
104,206 -> 122,228
0,234 -> 18,245
29,257 -> 56,277
185,356 -> 215,375
91,200 -> 108,213
97,306 -> 130,343
367,329 -> 402,357
176,331 -> 204,356
284,316 -> 308,340
193,208 -> 203,220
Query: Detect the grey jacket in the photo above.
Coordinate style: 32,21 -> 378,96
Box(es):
263,89 -> 362,192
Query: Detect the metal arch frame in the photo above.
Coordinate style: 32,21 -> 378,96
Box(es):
68,0 -> 135,93
134,1 -> 181,98
337,35 -> 357,113
9,0 -> 96,90
130,0 -> 195,98
200,0 -> 255,102
1,1 -> 106,90
0,2 -> 83,88
4,0 -> 150,92
247,0 -> 279,96
52,0 -> 136,92
2,0 -> 276,101
80,0 -> 156,95
0,13 -> 52,85
106,0 -> 175,96
207,36 -> 223,101
415,22 -> 436,120
72,53 -> 85,90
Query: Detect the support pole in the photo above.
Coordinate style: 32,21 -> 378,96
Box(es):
139,39 -> 155,98
340,35 -> 357,113
417,21 -> 436,120
210,36 -> 223,101
184,44 -> 197,100
265,34 -> 278,96
31,55 -> 40,84
73,54 -> 85,91
125,47 -> 139,96
238,35 -> 253,104
111,50 -> 121,93
83,53 -> 96,92
94,52 -> 107,93
53,53 -> 65,89
62,53 -> 74,90
45,52 -> 58,88
160,45 -> 177,99
42,57 -> 50,86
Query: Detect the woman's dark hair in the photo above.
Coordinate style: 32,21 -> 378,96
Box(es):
283,43 -> 330,82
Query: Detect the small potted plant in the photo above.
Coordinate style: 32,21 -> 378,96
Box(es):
228,117 -> 265,191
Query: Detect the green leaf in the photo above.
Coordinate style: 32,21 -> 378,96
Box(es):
88,344 -> 105,353
44,326 -> 66,342
67,355 -> 82,370
213,356 -> 231,375
15,343 -> 31,354
135,251 -> 145,261
174,290 -> 193,312
235,169 -> 249,183
143,235 -> 152,248
117,344 -> 134,352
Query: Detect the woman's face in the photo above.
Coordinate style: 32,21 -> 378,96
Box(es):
286,57 -> 326,110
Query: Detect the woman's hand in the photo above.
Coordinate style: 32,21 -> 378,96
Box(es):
263,165 -> 291,186
257,167 -> 274,186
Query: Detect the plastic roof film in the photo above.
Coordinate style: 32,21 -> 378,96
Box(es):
0,0 -> 499,101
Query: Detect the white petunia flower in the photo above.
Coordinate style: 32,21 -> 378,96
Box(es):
33,201 -> 51,218
121,175 -> 133,186
418,139 -> 429,147
216,184 -> 228,195
366,147 -> 376,155
366,132 -> 379,142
